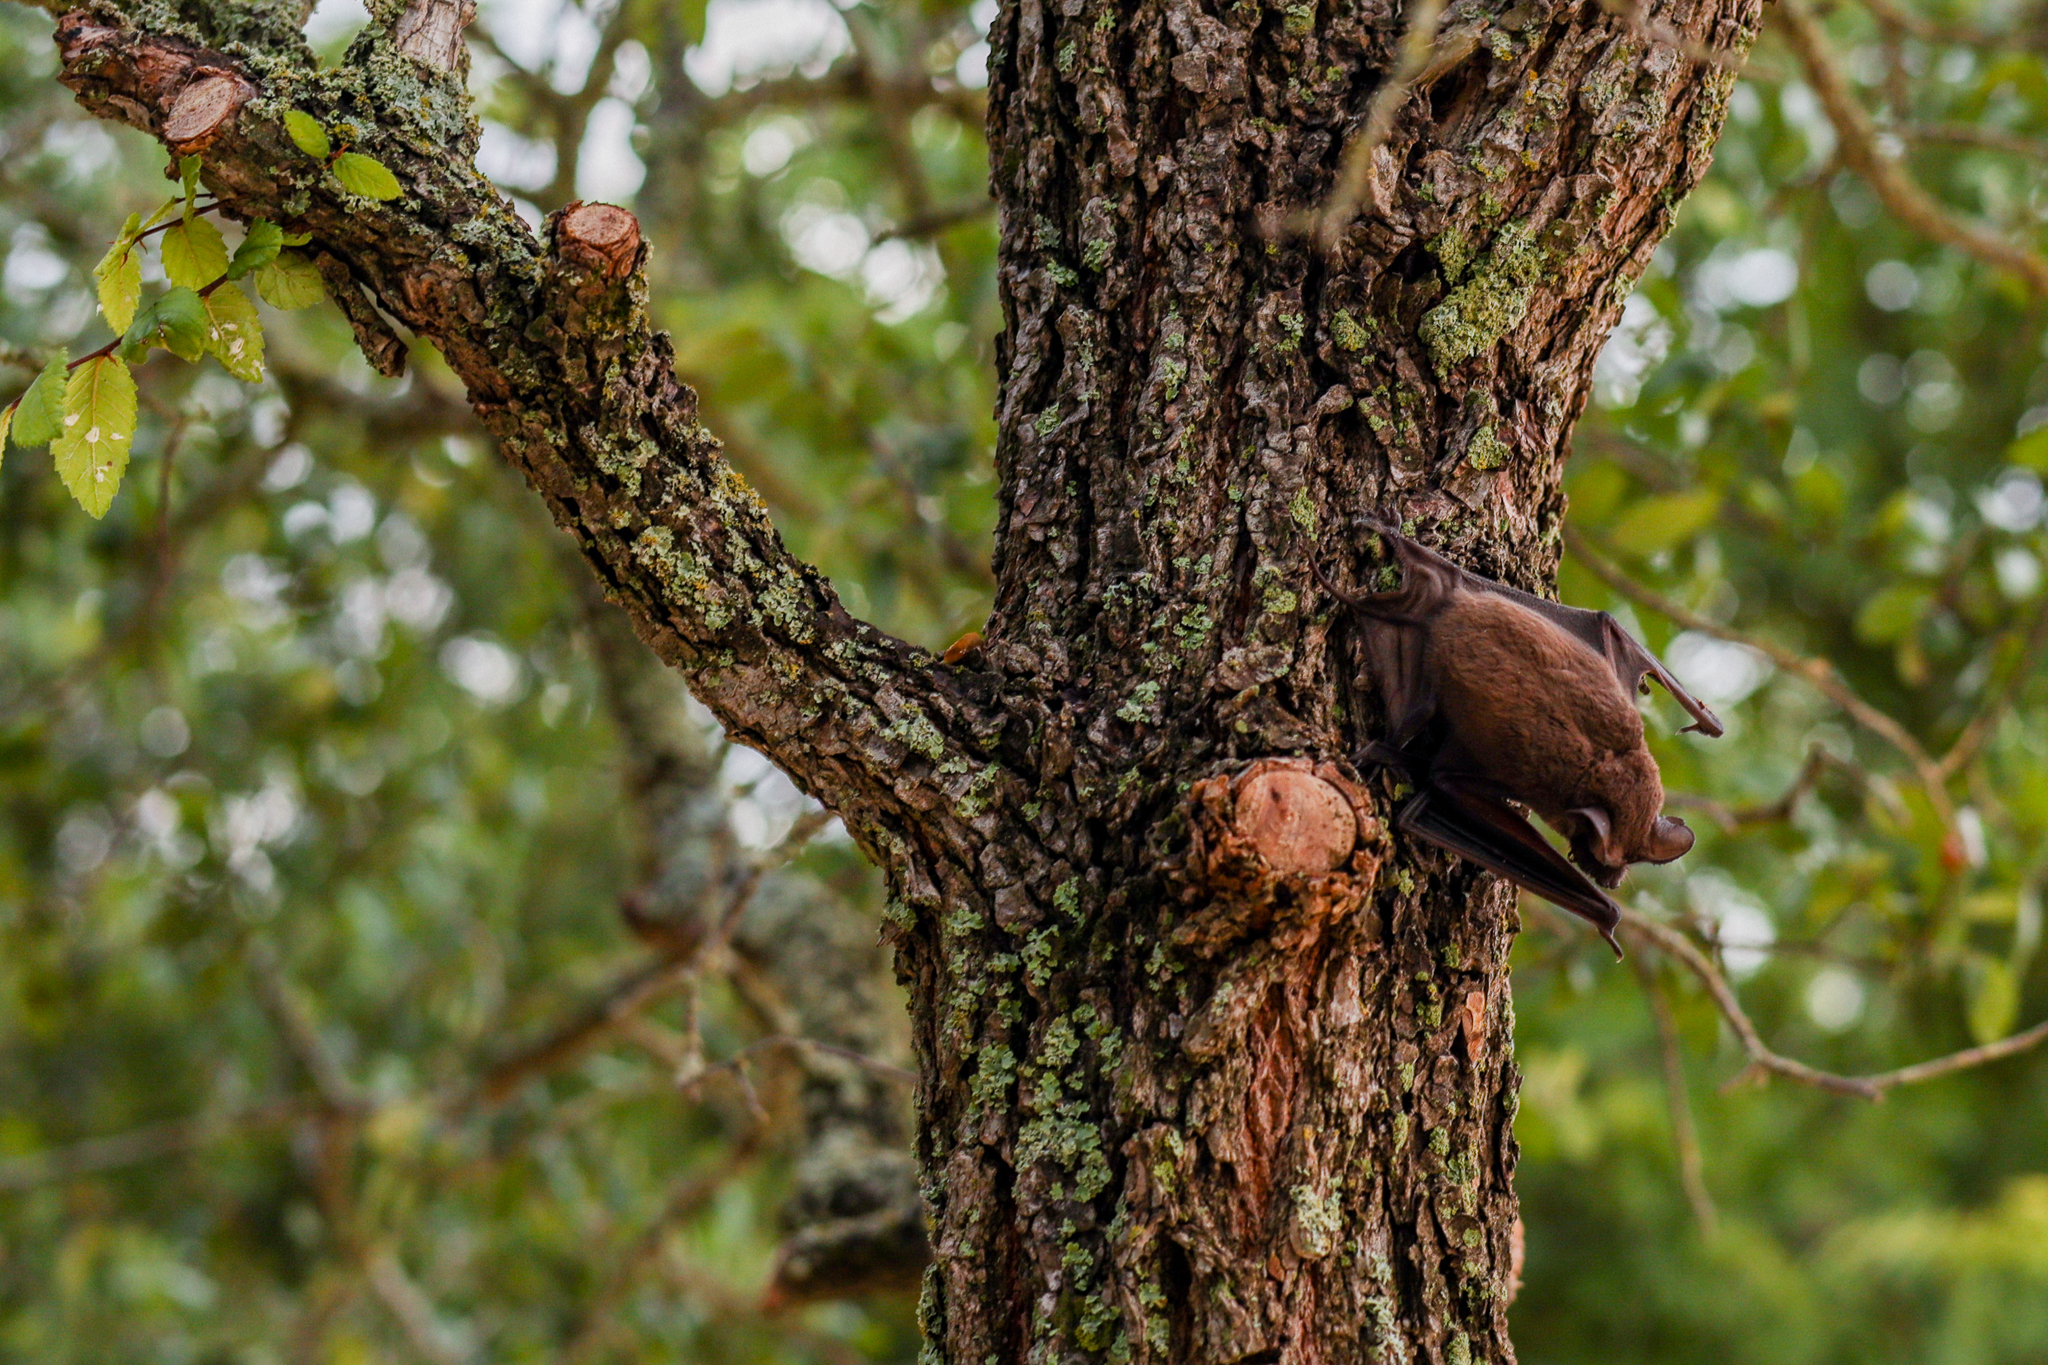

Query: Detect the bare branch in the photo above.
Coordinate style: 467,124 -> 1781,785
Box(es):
1563,524 -> 1955,825
560,1130 -> 767,1365
1663,743 -> 1841,832
1774,0 -> 2048,298
247,941 -> 367,1114
1937,586 -> 2048,779
365,1247 -> 472,1365
0,1097 -> 306,1191
1612,908 -> 2048,1100
1901,122 -> 2048,164
1630,953 -> 1718,1234
874,198 -> 995,242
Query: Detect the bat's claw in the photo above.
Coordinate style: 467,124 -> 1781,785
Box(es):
1600,924 -> 1624,960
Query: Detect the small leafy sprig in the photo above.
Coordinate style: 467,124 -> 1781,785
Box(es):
284,110 -> 403,202
1,155 -> 329,518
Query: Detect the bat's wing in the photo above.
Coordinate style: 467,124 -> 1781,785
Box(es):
1397,775 -> 1624,956
1360,519 -> 1725,740
1310,551 -> 1442,746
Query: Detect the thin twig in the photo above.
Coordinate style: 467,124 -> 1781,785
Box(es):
1630,953 -> 1718,1235
1937,588 -> 2048,779
0,1096 -> 307,1191
1775,0 -> 2048,298
1310,0 -> 1450,249
365,1247 -> 471,1365
873,198 -> 994,242
1562,524 -> 1954,825
470,813 -> 832,1107
1900,122 -> 2048,163
247,940 -> 366,1113
1663,743 -> 1840,832
558,1129 -> 767,1365
1615,907 -> 2048,1100
1854,0 -> 2007,47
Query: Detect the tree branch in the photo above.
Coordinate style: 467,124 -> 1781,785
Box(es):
1615,907 -> 2048,1100
1774,0 -> 2048,298
43,4 -> 1016,861
1562,524 -> 1955,825
1630,953 -> 1717,1235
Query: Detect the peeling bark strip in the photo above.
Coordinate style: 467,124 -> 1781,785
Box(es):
45,0 -> 1758,1358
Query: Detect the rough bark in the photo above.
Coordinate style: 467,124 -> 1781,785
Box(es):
38,0 -> 1758,1359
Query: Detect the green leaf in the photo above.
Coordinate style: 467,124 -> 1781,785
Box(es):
0,401 -> 12,467
332,152 -> 402,202
285,110 -> 330,160
161,217 -> 229,289
2009,425 -> 2048,472
1605,489 -> 1723,557
254,250 -> 327,309
142,197 -> 181,231
228,220 -> 283,280
52,354 -> 137,518
677,0 -> 709,43
154,287 -> 210,361
203,283 -> 265,382
93,241 -> 142,333
1964,955 -> 2019,1046
179,154 -> 202,211
126,288 -> 210,361
11,352 -> 69,447
1854,584 -> 1931,645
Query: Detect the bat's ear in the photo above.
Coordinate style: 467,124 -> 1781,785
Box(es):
1644,815 -> 1696,864
1567,806 -> 1621,867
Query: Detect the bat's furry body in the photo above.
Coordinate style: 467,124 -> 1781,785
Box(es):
1317,522 -> 1723,953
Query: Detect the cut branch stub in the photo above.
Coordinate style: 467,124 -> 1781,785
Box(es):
392,0 -> 477,74
160,68 -> 253,154
554,202 -> 644,281
1234,766 -> 1362,874
1175,758 -> 1383,956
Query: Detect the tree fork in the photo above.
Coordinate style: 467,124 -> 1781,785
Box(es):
35,0 -> 1759,1359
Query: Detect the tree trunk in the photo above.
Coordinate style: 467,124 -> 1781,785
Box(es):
915,2 -> 1757,1361
43,0 -> 1757,1358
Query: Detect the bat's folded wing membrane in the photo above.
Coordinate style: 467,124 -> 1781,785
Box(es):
1469,581 -> 1726,739
1398,778 -> 1624,955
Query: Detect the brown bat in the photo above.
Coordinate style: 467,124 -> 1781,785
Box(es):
1315,521 -> 1724,954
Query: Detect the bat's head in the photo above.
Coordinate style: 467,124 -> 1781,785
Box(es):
1564,806 -> 1696,885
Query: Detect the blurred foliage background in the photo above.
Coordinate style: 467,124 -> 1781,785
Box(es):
1,0 -> 2046,1360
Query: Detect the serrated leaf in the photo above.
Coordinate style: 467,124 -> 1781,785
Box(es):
95,243 -> 142,332
228,220 -> 283,280
179,154 -> 201,210
12,352 -> 69,447
108,212 -> 143,253
0,401 -> 12,466
255,250 -> 326,309
142,197 -> 181,231
52,355 -> 137,518
285,110 -> 330,160
203,283 -> 265,382
155,287 -> 210,361
161,217 -> 229,289
280,231 -> 312,247
332,152 -> 402,201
